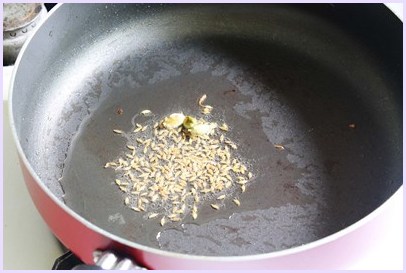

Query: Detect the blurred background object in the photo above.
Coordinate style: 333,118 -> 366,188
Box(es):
3,3 -> 48,66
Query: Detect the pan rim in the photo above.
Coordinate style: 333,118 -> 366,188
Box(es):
8,2 -> 403,263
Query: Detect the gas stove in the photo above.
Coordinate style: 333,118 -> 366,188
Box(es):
2,3 -> 403,270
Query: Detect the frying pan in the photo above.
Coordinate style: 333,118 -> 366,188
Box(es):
9,3 -> 402,269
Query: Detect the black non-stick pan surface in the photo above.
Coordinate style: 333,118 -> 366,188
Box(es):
12,4 -> 402,256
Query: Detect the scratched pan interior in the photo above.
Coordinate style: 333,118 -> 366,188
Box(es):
12,4 -> 402,256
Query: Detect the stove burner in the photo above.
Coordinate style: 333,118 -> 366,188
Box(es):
52,251 -> 85,270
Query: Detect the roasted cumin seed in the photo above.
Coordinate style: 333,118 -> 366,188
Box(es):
108,95 -> 255,226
